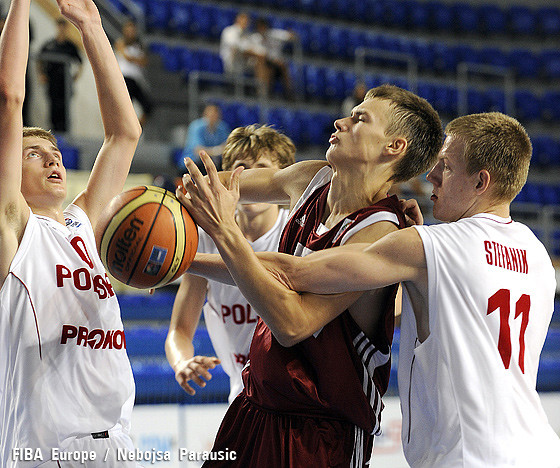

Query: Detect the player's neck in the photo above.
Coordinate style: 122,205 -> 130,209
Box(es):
324,168 -> 392,228
30,204 -> 65,225
236,205 -> 280,242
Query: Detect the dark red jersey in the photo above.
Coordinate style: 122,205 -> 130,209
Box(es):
242,167 -> 406,435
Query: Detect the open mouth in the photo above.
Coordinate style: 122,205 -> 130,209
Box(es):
47,171 -> 62,181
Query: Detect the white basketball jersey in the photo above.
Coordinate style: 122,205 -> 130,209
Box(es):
399,213 -> 560,467
0,205 -> 135,467
200,209 -> 289,403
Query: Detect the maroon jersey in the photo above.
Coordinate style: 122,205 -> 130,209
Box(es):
242,167 -> 406,435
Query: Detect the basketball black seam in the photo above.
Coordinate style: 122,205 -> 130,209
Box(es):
125,190 -> 166,286
103,186 -> 146,275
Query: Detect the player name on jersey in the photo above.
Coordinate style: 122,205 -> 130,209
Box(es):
484,240 -> 528,274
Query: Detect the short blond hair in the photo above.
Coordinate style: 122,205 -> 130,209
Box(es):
445,112 -> 532,202
23,127 -> 58,147
222,125 -> 296,170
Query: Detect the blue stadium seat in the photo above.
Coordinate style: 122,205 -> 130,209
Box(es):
411,40 -> 436,71
432,83 -> 458,115
508,49 -> 539,79
432,42 -> 457,73
346,30 -> 366,60
541,50 -> 560,80
409,0 -> 430,30
536,7 -> 560,36
56,136 -> 80,170
303,64 -> 327,99
119,292 -> 175,321
485,88 -> 506,113
158,45 -> 182,73
383,0 -> 410,28
236,103 -> 260,127
531,135 -> 560,167
220,102 -> 242,130
466,88 -> 487,114
363,0 -> 385,25
417,81 -> 436,104
327,26 -> 350,59
428,1 -> 453,31
146,0 -> 171,31
522,182 -> 542,204
537,356 -> 560,392
478,4 -> 507,35
308,23 -> 330,56
324,68 -> 347,100
508,6 -> 536,36
541,91 -> 560,121
478,47 -> 508,69
451,2 -> 479,33
168,0 -> 191,34
188,3 -> 213,39
514,90 -> 542,122
308,111 -> 334,145
540,185 -> 560,205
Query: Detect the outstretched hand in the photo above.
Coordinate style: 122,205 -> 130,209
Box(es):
173,355 -> 221,396
176,151 -> 244,239
55,0 -> 101,29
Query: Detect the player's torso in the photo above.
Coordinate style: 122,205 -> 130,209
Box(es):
400,214 -> 559,467
0,206 -> 134,456
244,168 -> 401,433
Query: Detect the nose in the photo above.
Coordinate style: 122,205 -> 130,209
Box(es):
426,164 -> 439,186
44,153 -> 60,167
333,117 -> 347,132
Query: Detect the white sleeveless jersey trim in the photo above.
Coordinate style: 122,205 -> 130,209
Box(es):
199,209 -> 289,403
288,165 -> 332,217
0,204 -> 135,467
398,214 -> 560,467
338,211 -> 399,245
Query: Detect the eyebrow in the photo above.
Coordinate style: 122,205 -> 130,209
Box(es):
25,144 -> 61,154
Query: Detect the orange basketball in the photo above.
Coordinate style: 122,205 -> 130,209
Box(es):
95,185 -> 198,289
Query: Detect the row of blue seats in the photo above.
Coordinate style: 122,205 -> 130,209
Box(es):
125,322 -> 560,404
515,183 -> 560,206
150,42 -> 560,123
134,0 -> 560,81
214,0 -> 560,37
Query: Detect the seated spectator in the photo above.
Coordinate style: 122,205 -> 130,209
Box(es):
115,19 -> 153,127
177,103 -> 230,174
250,17 -> 296,98
220,12 -> 269,97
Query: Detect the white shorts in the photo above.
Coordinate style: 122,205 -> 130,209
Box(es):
36,426 -> 141,468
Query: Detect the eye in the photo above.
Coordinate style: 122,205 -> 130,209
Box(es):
26,152 -> 41,159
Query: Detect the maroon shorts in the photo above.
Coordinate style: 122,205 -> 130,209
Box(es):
202,393 -> 373,467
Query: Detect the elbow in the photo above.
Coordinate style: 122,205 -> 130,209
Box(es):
0,84 -> 25,112
274,331 -> 302,348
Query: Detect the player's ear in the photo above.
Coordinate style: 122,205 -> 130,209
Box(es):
385,137 -> 407,158
475,169 -> 491,194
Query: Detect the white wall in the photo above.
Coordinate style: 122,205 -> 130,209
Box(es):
129,393 -> 560,468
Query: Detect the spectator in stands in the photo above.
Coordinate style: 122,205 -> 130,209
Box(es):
178,103 -> 230,174
37,16 -> 82,132
166,125 -> 296,404
342,81 -> 367,117
115,18 -> 153,127
249,17 -> 296,99
220,12 -> 268,96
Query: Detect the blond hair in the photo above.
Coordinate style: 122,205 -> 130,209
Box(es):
364,84 -> 443,183
445,112 -> 531,202
222,125 -> 296,170
23,127 -> 58,147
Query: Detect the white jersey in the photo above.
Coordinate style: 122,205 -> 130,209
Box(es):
0,205 -> 135,467
200,209 -> 289,403
399,213 -> 560,467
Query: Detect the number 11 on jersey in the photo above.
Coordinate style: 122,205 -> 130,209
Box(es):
487,289 -> 530,373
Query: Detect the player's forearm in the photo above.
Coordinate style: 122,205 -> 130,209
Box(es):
187,253 -> 237,286
210,225 -> 316,347
78,20 -> 141,142
0,0 -> 30,104
165,328 -> 195,370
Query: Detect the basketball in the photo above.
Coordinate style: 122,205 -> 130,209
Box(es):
95,185 -> 198,289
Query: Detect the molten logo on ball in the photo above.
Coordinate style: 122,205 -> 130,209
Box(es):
95,186 -> 198,289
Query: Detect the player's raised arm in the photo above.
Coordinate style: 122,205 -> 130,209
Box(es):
61,0 -> 142,226
190,153 -> 328,208
0,0 -> 32,284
